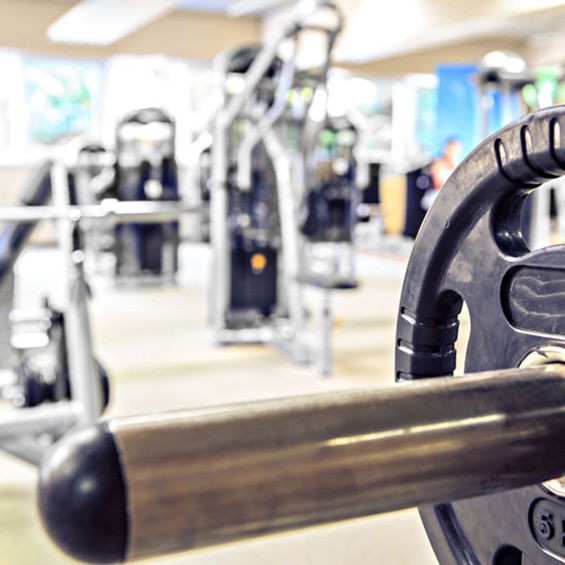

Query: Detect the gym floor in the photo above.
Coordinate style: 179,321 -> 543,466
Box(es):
0,240 -> 444,565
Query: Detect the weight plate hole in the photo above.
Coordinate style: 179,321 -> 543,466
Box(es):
521,178 -> 565,251
553,119 -> 561,153
454,301 -> 470,376
495,138 -> 508,169
493,545 -> 524,565
522,126 -> 533,156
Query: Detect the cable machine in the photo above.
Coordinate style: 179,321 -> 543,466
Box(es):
209,0 -> 355,374
114,108 -> 180,279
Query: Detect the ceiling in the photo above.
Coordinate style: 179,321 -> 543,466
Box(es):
41,0 -> 293,16
175,0 -> 251,12
330,0 -> 565,69
9,0 -> 565,74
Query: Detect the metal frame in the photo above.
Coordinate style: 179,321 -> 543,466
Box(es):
38,363 -> 565,563
0,163 -> 196,464
209,0 -> 345,375
0,200 -> 198,224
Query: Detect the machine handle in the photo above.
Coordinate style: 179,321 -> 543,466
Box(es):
38,364 -> 565,564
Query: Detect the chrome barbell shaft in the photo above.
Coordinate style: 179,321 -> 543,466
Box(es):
39,364 -> 565,563
0,201 -> 199,224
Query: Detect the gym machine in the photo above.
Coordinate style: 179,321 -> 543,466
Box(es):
211,43 -> 286,336
37,105 -> 565,564
114,108 -> 180,279
298,113 -> 360,374
274,29 -> 359,285
298,98 -> 359,285
68,142 -> 117,271
402,162 -> 433,238
197,144 -> 212,243
209,0 -> 355,374
0,161 -> 108,465
0,157 -> 196,465
62,110 -> 181,280
70,143 -> 116,207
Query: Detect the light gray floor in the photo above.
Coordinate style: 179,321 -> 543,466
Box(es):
0,243 -> 440,564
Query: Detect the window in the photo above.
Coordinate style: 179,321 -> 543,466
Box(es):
24,57 -> 101,146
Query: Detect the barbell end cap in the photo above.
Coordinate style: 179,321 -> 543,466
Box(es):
37,423 -> 127,564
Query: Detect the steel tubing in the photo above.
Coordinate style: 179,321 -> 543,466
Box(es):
39,364 -> 565,563
0,201 -> 198,224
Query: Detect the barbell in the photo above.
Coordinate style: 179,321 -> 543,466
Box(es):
37,106 -> 565,564
0,199 -> 198,225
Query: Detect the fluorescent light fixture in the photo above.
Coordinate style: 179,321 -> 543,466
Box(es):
226,0 -> 292,17
47,0 -> 179,45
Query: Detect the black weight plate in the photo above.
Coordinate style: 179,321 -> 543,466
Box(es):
395,106 -> 565,564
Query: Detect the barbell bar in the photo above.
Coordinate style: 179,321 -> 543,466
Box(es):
0,200 -> 199,225
38,363 -> 565,564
